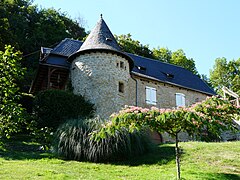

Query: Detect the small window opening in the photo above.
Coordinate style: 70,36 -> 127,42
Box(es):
120,61 -> 124,68
106,37 -> 112,41
166,73 -> 174,78
161,71 -> 174,78
119,82 -> 124,93
137,66 -> 146,71
195,98 -> 200,103
116,62 -> 119,67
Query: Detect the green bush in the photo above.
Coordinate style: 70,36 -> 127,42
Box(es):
33,90 -> 94,130
0,45 -> 27,139
53,117 -> 153,162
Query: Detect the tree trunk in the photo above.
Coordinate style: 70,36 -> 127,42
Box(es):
175,133 -> 181,180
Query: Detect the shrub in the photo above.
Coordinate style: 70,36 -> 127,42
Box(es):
33,90 -> 94,130
0,45 -> 27,138
53,117 -> 153,162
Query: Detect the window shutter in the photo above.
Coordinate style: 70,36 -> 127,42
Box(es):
146,87 -> 151,103
146,86 -> 157,105
181,95 -> 186,106
151,88 -> 157,105
176,93 -> 185,107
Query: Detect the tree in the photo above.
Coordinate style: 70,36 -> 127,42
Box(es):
0,45 -> 26,138
152,47 -> 172,63
152,47 -> 199,75
91,97 -> 239,179
210,58 -> 240,96
171,49 -> 198,75
115,34 -> 153,58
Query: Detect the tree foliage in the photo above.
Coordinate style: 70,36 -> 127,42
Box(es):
0,0 -> 86,53
152,47 -> 172,63
153,47 -> 199,75
210,57 -> 240,96
93,97 -> 239,141
115,34 -> 153,58
0,45 -> 26,138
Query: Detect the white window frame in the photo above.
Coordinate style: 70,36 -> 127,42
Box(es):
176,93 -> 185,107
146,86 -> 157,105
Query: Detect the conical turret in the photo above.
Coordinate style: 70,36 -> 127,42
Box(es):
79,14 -> 122,52
68,15 -> 133,69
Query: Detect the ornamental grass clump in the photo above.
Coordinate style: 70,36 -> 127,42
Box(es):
53,117 -> 152,162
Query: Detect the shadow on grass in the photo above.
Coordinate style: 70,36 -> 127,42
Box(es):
111,143 -> 176,166
187,172 -> 240,180
0,135 -> 176,166
0,135 -> 55,160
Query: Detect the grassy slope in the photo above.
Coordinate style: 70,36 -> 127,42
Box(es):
0,136 -> 239,180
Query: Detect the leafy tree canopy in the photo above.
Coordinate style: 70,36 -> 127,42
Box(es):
153,47 -> 199,75
210,57 -> 240,96
115,34 -> 153,58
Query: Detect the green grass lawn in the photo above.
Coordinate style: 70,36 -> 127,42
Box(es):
0,136 -> 239,180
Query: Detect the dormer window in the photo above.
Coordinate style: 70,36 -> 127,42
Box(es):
106,37 -> 112,41
137,66 -> 146,71
166,73 -> 174,78
161,72 -> 174,79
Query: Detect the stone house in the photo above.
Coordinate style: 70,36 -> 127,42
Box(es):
30,16 -> 221,142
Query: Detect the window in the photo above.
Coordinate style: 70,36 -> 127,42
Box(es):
146,86 -> 157,105
119,82 -> 124,93
120,61 -> 124,68
176,93 -> 185,107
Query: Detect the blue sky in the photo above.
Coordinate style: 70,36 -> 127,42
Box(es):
33,0 -> 240,77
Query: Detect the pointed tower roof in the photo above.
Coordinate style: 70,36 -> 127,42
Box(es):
79,14 -> 121,52
68,15 -> 134,70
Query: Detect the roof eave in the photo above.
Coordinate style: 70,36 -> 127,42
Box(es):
68,48 -> 134,70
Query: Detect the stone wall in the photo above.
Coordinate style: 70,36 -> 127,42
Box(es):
71,52 -> 131,119
130,74 -> 208,109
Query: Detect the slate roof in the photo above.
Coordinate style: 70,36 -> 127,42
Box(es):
51,38 -> 83,57
129,53 -> 216,95
79,15 -> 122,52
43,38 -> 215,95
